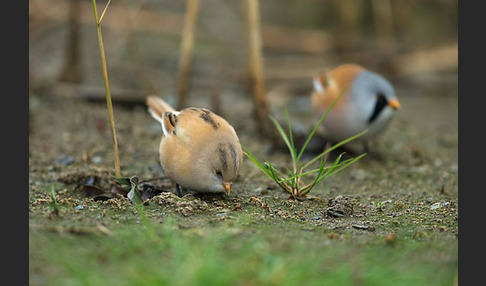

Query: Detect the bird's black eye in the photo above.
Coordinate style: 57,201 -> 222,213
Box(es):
215,170 -> 223,178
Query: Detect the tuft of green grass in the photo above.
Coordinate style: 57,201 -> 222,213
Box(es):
49,185 -> 60,215
241,88 -> 366,199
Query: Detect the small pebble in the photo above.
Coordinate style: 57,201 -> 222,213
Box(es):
91,156 -> 102,164
430,202 -> 441,210
75,205 -> 84,210
54,155 -> 74,166
351,224 -> 375,231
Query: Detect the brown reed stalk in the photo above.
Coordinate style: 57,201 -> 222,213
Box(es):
243,0 -> 272,137
371,0 -> 396,52
59,0 -> 82,83
176,0 -> 200,110
91,0 -> 121,178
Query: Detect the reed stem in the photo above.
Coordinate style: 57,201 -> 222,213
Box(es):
176,0 -> 200,109
91,0 -> 121,177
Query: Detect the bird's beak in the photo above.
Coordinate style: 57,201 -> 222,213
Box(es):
388,99 -> 401,110
223,182 -> 232,196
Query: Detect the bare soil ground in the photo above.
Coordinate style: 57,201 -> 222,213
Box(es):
29,69 -> 458,284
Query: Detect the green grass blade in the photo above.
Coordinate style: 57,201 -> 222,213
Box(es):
240,142 -> 273,178
49,185 -> 60,214
265,161 -> 293,194
264,161 -> 283,183
268,162 -> 287,179
296,87 -> 347,162
285,108 -> 297,162
277,162 -> 330,184
50,185 -> 57,205
269,115 -> 296,161
299,156 -> 331,195
315,153 -> 366,184
301,129 -> 367,170
277,169 -> 318,183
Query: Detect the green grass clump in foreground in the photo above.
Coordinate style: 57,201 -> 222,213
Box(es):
30,217 -> 457,286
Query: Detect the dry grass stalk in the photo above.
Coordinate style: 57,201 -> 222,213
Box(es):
91,0 -> 121,177
243,0 -> 272,137
176,0 -> 200,109
59,0 -> 82,83
371,0 -> 396,52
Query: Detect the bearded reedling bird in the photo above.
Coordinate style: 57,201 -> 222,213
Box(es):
146,96 -> 243,196
311,63 -> 400,152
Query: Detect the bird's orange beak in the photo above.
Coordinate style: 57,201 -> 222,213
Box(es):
388,99 -> 401,110
223,182 -> 232,195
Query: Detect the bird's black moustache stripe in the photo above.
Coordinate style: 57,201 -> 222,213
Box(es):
230,144 -> 238,172
218,143 -> 228,172
368,94 -> 388,124
218,143 -> 238,173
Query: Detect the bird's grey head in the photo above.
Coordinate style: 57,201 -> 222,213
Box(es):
351,70 -> 399,124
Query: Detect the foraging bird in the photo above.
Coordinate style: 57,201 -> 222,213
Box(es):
146,96 -> 243,196
311,63 -> 400,151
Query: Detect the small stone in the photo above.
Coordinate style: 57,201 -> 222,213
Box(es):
54,155 -> 74,166
75,205 -> 85,210
351,224 -> 375,231
91,156 -> 102,164
430,202 -> 441,210
325,196 -> 354,218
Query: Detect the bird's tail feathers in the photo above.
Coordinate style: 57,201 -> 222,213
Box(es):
146,95 -> 176,119
147,106 -> 164,125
